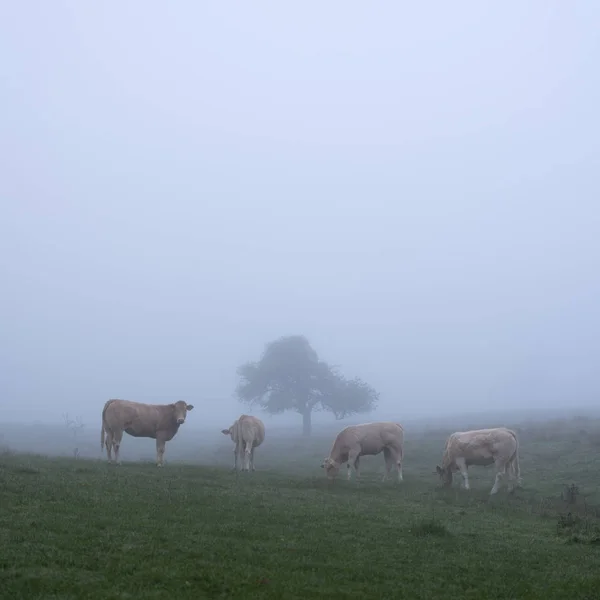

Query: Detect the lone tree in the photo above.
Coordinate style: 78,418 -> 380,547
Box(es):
235,335 -> 379,436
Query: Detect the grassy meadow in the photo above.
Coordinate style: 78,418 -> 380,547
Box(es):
1,413 -> 600,599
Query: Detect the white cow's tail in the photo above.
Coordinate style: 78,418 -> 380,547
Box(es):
512,450 -> 522,484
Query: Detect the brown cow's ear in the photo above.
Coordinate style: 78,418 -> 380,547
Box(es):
186,404 -> 194,411
221,429 -> 230,435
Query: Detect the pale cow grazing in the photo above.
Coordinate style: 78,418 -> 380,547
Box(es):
436,427 -> 522,495
221,414 -> 265,472
100,398 -> 194,467
321,422 -> 405,482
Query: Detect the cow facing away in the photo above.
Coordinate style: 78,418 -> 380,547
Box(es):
101,399 -> 194,467
321,422 -> 404,482
221,414 -> 265,471
436,427 -> 522,495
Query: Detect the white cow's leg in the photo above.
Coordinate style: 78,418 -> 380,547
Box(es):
506,460 -> 516,492
509,457 -> 522,491
233,445 -> 238,471
490,460 -> 507,495
456,457 -> 469,489
347,452 -> 360,480
396,449 -> 404,482
382,448 -> 393,482
382,459 -> 391,482
250,446 -> 256,471
490,472 -> 503,494
156,439 -> 166,467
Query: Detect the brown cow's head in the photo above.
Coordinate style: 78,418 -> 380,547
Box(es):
172,401 -> 194,425
436,465 -> 453,487
321,457 -> 340,479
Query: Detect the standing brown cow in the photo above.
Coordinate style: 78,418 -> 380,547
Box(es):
100,398 -> 194,467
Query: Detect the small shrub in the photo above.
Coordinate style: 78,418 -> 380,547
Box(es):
562,484 -> 579,505
0,444 -> 13,456
410,518 -> 451,537
557,512 -> 600,545
587,431 -> 600,448
557,512 -> 580,531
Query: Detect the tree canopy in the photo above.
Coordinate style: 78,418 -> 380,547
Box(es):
235,335 -> 379,436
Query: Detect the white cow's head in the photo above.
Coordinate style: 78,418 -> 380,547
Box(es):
321,457 -> 340,479
172,401 -> 194,425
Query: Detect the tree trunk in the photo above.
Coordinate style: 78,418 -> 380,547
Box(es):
302,409 -> 312,437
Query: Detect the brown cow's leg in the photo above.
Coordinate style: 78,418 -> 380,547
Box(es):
105,431 -> 114,463
233,443 -> 239,471
113,430 -> 124,465
243,440 -> 252,471
156,439 -> 166,467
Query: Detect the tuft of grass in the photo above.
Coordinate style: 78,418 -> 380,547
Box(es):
410,518 -> 452,537
11,465 -> 39,475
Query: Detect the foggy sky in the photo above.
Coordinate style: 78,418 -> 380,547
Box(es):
1,2 -> 599,426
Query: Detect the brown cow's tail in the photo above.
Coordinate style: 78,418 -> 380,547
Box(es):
100,399 -> 113,450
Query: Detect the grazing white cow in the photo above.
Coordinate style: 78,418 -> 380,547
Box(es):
436,427 -> 522,494
100,398 -> 194,467
221,414 -> 265,472
321,422 -> 404,482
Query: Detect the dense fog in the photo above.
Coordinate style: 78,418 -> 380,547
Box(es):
1,3 -> 599,430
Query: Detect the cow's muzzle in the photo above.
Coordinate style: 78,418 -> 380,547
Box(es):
176,418 -> 185,425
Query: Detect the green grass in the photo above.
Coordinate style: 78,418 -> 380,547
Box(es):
2,418 -> 600,599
